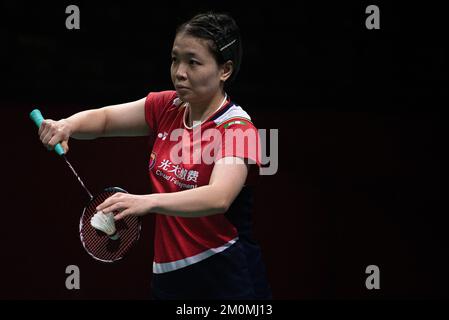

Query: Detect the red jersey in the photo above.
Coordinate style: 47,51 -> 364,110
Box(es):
144,90 -> 261,274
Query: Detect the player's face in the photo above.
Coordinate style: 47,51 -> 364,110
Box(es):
171,32 -> 225,105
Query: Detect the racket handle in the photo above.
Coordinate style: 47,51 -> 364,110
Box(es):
30,109 -> 65,156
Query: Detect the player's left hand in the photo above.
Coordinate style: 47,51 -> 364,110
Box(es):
96,193 -> 154,221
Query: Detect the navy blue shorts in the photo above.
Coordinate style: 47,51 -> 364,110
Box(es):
151,239 -> 272,300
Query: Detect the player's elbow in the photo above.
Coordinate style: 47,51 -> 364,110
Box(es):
212,195 -> 232,214
217,199 -> 230,213
208,185 -> 238,214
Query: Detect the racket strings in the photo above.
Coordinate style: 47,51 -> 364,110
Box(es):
80,190 -> 140,262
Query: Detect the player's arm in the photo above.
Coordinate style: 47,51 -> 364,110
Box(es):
67,97 -> 149,139
97,157 -> 249,219
39,97 -> 149,151
149,157 -> 248,217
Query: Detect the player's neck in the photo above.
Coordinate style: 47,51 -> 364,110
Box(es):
188,92 -> 227,124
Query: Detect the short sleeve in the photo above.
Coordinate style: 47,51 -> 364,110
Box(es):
215,119 -> 262,185
144,90 -> 177,133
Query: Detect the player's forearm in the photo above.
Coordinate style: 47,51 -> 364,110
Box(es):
64,108 -> 107,140
150,185 -> 228,217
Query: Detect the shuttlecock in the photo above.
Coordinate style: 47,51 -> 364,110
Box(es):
90,211 -> 119,240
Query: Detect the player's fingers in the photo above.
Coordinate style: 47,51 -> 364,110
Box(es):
42,130 -> 54,148
38,119 -> 50,136
101,201 -> 125,214
114,209 -> 131,221
48,135 -> 63,149
41,122 -> 59,145
61,141 -> 69,153
39,119 -> 54,140
96,194 -> 119,211
113,192 -> 126,199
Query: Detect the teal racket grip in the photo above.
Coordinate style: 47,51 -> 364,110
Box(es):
30,109 -> 65,156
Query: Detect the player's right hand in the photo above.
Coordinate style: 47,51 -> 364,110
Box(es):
38,118 -> 72,154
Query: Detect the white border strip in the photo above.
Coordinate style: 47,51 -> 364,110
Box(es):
153,237 -> 238,274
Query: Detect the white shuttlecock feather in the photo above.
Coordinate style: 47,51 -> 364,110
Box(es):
90,211 -> 119,240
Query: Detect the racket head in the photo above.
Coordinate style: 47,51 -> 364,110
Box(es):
79,187 -> 141,263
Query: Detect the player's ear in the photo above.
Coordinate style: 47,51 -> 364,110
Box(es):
220,61 -> 233,82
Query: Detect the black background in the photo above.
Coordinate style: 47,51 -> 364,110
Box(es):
1,1 -> 448,300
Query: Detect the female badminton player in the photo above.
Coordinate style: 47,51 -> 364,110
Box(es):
38,12 -> 272,300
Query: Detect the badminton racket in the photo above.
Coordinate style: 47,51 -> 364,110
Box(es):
30,109 -> 141,262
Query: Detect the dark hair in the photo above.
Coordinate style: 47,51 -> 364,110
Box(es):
176,12 -> 242,83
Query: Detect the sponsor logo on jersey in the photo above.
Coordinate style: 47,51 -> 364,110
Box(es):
156,159 -> 198,189
157,131 -> 168,140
